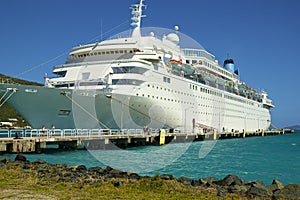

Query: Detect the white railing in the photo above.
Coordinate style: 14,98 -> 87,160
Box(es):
0,128 -> 158,138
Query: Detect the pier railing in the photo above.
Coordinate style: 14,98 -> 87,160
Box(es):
0,128 -> 162,138
0,128 -> 292,139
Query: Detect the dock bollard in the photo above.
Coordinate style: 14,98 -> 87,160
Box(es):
159,129 -> 166,145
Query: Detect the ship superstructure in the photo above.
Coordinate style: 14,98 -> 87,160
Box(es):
0,0 -> 274,132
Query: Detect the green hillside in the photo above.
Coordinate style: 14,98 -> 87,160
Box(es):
0,74 -> 43,128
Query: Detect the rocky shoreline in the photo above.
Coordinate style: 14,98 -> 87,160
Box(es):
0,154 -> 299,200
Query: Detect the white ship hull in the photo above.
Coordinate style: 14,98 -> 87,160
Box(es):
0,80 -> 271,132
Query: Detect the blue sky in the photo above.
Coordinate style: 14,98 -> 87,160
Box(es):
0,0 -> 299,128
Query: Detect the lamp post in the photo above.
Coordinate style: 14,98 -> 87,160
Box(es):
244,112 -> 247,133
184,106 -> 194,133
218,111 -> 224,133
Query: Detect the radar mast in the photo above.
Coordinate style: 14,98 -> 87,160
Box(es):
130,0 -> 145,38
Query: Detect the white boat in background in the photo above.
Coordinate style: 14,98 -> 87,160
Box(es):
0,0 -> 274,133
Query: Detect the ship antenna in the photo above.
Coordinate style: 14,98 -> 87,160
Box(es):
130,0 -> 146,38
100,18 -> 103,41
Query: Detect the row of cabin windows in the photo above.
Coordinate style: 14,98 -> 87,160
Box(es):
147,84 -> 196,97
145,83 -> 260,110
186,59 -> 233,78
146,83 -> 224,104
136,93 -> 194,105
224,94 -> 255,106
134,92 -> 261,119
190,83 -> 223,98
190,82 -> 257,107
73,49 -> 139,58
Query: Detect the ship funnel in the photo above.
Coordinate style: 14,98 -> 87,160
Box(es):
223,58 -> 234,72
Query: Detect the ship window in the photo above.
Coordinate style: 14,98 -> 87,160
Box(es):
110,51 -> 114,54
163,76 -> 171,83
112,66 -> 147,74
81,72 -> 90,80
120,50 -> 124,53
54,70 -> 67,78
79,81 -> 104,86
102,52 -> 105,54
186,60 -> 190,64
58,110 -> 71,116
112,79 -> 142,86
106,51 -> 110,54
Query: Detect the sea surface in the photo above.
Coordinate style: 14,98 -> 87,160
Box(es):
1,131 -> 299,185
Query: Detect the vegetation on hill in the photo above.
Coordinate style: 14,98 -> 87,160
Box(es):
0,73 -> 43,86
284,125 -> 300,131
0,74 -> 42,128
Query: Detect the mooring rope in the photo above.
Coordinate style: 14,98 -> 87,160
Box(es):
61,92 -> 110,129
15,19 -> 131,78
0,89 -> 16,108
0,89 -> 9,103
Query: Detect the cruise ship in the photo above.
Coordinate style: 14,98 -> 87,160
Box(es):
0,0 -> 274,133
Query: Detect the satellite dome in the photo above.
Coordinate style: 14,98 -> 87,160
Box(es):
166,33 -> 179,44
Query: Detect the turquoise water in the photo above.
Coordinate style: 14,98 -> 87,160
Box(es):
1,131 -> 299,185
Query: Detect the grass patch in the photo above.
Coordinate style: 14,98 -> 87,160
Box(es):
0,164 -> 247,200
